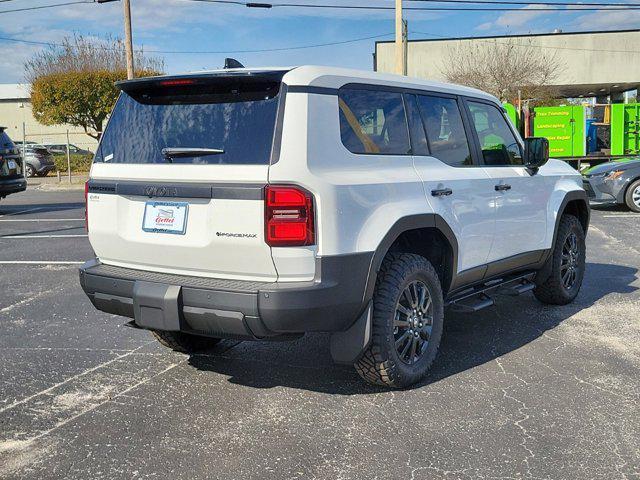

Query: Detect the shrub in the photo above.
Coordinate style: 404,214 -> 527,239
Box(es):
52,153 -> 93,173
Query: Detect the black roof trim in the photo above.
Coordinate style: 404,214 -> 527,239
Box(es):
375,28 -> 640,47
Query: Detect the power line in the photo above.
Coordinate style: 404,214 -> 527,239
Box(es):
0,32 -> 394,54
0,1 -> 92,14
407,0 -> 640,6
184,0 -> 640,10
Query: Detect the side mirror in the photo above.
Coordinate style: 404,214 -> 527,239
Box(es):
523,137 -> 549,169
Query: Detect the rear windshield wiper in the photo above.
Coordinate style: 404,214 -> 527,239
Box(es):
161,147 -> 224,161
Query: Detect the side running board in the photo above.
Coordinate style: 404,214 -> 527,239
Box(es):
446,272 -> 536,313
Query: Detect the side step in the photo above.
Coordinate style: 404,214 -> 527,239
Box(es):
447,272 -> 536,313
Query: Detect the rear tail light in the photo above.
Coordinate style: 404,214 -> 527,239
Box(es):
84,181 -> 89,231
265,185 -> 315,247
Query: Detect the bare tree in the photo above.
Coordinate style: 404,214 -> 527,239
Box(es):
25,35 -> 164,140
25,34 -> 164,84
440,38 -> 560,103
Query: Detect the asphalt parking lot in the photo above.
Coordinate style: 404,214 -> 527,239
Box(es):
0,189 -> 638,480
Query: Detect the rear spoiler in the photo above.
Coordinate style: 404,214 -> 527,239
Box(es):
115,70 -> 290,94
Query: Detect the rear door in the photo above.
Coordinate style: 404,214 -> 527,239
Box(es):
407,93 -> 497,277
87,73 -> 286,281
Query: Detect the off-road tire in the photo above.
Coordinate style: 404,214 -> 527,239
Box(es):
151,330 -> 220,353
354,253 -> 444,389
624,178 -> 640,213
534,214 -> 585,305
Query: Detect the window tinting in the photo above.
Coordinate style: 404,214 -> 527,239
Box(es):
339,88 -> 411,155
404,94 -> 429,156
95,85 -> 280,165
468,101 -> 523,166
416,95 -> 473,167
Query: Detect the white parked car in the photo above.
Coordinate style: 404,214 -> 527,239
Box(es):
79,66 -> 589,388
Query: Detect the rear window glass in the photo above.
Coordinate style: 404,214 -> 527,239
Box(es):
338,88 -> 410,155
0,131 -> 15,151
417,95 -> 473,167
95,79 -> 281,165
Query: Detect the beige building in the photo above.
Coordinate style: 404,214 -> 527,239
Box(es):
0,83 -> 98,151
375,29 -> 640,100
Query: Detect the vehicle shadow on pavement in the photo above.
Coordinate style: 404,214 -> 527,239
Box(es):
188,262 -> 637,394
0,202 -> 84,216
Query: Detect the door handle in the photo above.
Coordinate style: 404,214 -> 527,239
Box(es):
431,188 -> 453,197
495,184 -> 512,192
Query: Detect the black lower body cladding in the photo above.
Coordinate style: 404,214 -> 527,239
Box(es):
79,253 -> 373,339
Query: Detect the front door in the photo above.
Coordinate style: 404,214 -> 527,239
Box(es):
464,99 -> 550,265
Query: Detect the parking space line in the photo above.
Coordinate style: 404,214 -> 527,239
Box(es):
0,343 -> 153,415
0,261 -> 84,265
602,214 -> 640,218
0,207 -> 44,217
0,235 -> 88,239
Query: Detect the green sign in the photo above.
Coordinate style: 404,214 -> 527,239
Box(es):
611,103 -> 640,156
533,106 -> 585,157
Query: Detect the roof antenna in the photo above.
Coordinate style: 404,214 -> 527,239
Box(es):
224,58 -> 245,69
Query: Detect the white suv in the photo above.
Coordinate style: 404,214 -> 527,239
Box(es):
80,66 -> 589,388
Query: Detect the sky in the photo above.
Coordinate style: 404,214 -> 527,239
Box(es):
1,0 -> 640,83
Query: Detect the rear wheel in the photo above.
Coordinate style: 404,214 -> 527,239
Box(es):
25,164 -> 35,177
624,179 -> 640,213
151,330 -> 221,353
534,214 -> 585,305
354,253 -> 444,389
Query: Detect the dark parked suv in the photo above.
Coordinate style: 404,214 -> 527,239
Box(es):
0,127 -> 27,200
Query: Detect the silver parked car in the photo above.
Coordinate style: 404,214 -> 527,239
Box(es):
22,145 -> 56,177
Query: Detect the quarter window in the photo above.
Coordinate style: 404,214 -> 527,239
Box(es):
338,88 -> 411,155
467,101 -> 523,166
416,95 -> 473,167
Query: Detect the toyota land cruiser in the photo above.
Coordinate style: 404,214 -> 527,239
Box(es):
79,66 -> 589,388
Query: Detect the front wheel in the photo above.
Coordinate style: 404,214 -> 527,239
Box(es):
624,179 -> 640,213
534,214 -> 586,305
25,164 -> 35,177
354,253 -> 444,389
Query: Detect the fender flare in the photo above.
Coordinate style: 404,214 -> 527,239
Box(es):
536,189 -> 590,284
361,214 -> 459,304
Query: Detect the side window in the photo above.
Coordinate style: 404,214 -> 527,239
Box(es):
338,88 -> 411,155
467,101 -> 523,166
416,95 -> 473,167
404,94 -> 429,156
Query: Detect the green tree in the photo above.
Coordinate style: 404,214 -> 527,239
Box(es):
26,35 -> 163,140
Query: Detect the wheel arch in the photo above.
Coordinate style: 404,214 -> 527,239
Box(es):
618,174 -> 640,205
363,214 -> 458,303
556,190 -> 590,240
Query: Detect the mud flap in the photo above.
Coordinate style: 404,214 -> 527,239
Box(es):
329,301 -> 372,365
133,281 -> 181,331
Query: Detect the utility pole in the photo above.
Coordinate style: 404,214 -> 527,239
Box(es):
123,0 -> 135,79
395,0 -> 404,75
97,0 -> 134,79
402,19 -> 408,76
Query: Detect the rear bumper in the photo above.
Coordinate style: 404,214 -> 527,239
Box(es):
0,177 -> 27,196
79,254 -> 372,340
